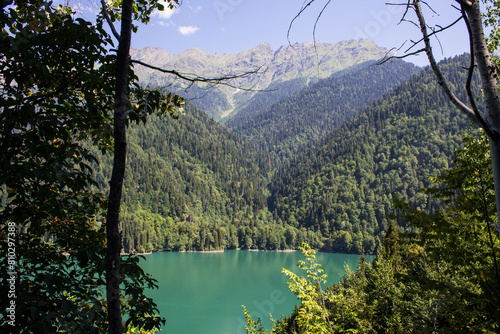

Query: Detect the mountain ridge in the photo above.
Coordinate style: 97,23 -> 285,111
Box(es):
130,39 -> 391,120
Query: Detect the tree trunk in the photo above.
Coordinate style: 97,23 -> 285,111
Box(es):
105,0 -> 133,332
463,0 -> 500,235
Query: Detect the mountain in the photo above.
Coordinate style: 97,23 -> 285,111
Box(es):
268,54 -> 476,254
94,101 -> 324,253
114,41 -> 476,255
227,59 -> 420,162
130,40 -> 390,121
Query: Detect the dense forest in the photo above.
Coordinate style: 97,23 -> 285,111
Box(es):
94,103 -> 324,253
4,0 -> 499,332
268,55 -> 474,254
227,60 -> 419,162
99,55 -> 476,255
245,129 -> 500,333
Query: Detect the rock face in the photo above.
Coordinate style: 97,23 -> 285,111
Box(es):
130,39 -> 389,121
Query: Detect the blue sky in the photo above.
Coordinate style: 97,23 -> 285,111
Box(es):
128,0 -> 470,67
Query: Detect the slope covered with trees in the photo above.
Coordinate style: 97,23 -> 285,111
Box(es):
227,59 -> 419,162
246,129 -> 500,333
268,55 -> 475,254
95,102 -> 324,253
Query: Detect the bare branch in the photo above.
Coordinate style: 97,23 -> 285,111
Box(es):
288,0 -> 317,46
312,0 -> 332,44
130,59 -> 268,92
420,0 -> 439,15
100,0 -> 121,41
312,0 -> 332,79
385,1 -> 412,25
376,46 -> 427,65
404,15 -> 463,54
460,2 -> 493,135
412,0 -> 479,125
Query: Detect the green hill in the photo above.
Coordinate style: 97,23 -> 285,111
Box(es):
94,102 -> 323,253
227,59 -> 420,162
268,55 -> 476,254
98,47 -> 477,255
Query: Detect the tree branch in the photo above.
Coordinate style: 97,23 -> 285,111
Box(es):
130,59 -> 267,91
100,0 -> 121,41
381,1 -> 481,127
412,0 -> 480,125
288,0 -> 317,46
460,2 -> 491,133
395,15 -> 463,55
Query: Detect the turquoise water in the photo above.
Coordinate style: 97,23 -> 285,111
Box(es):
140,250 -> 366,334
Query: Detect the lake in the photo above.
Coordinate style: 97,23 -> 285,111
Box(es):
139,250 -> 367,334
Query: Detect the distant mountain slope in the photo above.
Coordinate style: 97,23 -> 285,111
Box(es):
130,40 -> 390,120
268,55 -> 476,254
227,59 -> 420,162
94,101 -> 324,253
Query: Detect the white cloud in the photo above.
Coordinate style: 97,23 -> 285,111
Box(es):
178,26 -> 200,36
153,2 -> 179,20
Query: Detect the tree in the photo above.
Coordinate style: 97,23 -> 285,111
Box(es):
389,129 -> 500,331
0,0 -> 171,332
248,129 -> 500,333
393,0 -> 500,239
0,0 -> 112,332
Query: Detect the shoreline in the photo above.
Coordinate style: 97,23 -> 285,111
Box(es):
122,249 -> 364,255
241,249 -> 298,252
180,249 -> 225,253
120,251 -> 153,256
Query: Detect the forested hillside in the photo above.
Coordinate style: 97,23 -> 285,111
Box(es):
268,55 -> 475,254
227,60 -> 420,162
94,102 -> 324,253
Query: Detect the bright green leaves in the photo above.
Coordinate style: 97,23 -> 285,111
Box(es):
482,0 -> 500,54
243,243 -> 333,334
127,88 -> 185,125
242,305 -> 267,334
389,127 -> 500,332
99,0 -> 179,32
244,128 -> 500,333
427,129 -> 495,220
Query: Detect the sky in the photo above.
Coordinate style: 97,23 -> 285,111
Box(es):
122,0 -> 472,67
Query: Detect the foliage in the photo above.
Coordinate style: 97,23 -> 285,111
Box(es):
91,100 -> 325,254
97,55 -> 485,256
99,0 -> 178,32
0,0 -> 113,331
243,243 -> 333,334
264,128 -> 500,333
482,0 -> 500,65
391,129 -> 500,332
269,55 -> 474,254
281,243 -> 332,333
0,0 -> 167,331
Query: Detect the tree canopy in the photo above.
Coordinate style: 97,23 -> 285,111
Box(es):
0,0 -> 171,332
